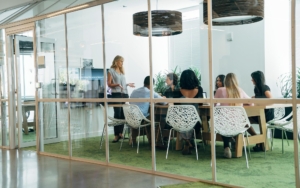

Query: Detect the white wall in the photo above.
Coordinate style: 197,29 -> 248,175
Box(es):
200,7 -> 265,97
265,0 -> 291,98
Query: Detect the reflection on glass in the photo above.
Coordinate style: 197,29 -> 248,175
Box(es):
71,102 -> 105,161
36,15 -> 67,99
66,6 -> 104,99
105,0 -> 151,169
40,102 -> 69,156
38,0 -> 76,16
0,102 -> 9,147
12,1 -> 56,22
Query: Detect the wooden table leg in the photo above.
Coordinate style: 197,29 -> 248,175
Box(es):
235,134 -> 243,157
259,109 -> 269,151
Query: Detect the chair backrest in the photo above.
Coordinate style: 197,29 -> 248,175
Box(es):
273,107 -> 285,121
166,105 -> 200,132
122,104 -> 146,128
213,106 -> 251,137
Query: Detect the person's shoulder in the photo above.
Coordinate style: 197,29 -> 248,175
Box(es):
263,85 -> 271,91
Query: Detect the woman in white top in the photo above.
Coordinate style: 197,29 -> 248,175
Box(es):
107,55 -> 135,142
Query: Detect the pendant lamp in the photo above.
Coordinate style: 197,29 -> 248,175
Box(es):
203,0 -> 264,26
133,10 -> 182,37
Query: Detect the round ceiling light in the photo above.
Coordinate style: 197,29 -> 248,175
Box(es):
133,10 -> 182,37
203,0 -> 264,26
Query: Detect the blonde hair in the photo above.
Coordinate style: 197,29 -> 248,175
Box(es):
225,73 -> 241,106
111,55 -> 124,74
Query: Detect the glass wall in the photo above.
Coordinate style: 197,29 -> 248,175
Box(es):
104,0 -> 151,169
3,0 -> 296,187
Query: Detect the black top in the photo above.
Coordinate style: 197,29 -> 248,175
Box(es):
163,86 -> 181,98
254,85 -> 274,122
174,86 -> 203,104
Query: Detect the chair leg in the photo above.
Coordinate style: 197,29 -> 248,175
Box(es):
120,124 -> 127,151
137,127 -> 141,154
166,128 -> 173,159
193,129 -> 198,160
264,128 -> 267,158
143,128 -> 145,145
242,134 -> 249,168
246,132 -> 251,159
282,129 -> 284,154
172,130 -> 175,150
271,128 -> 275,151
157,123 -> 164,145
200,129 -> 205,150
284,130 -> 289,146
100,124 -> 106,149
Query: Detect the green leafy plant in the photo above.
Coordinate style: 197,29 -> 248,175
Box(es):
277,68 -> 300,98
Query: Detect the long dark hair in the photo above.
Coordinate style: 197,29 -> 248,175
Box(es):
215,74 -> 225,90
251,71 -> 265,94
180,69 -> 199,90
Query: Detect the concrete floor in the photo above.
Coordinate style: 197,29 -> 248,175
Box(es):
0,149 -> 187,188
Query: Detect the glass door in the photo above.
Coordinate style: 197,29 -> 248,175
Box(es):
6,30 -> 37,148
15,34 -> 36,148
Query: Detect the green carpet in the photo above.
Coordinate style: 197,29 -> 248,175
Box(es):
22,136 -> 297,188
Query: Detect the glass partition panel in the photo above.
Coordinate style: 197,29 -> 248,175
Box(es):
66,6 -> 104,99
0,102 -> 9,147
104,0 -> 151,169
0,29 -> 8,100
69,0 -> 94,7
154,101 -> 211,179
0,6 -> 27,23
39,102 -> 69,156
70,102 -> 105,161
12,1 -> 57,23
36,15 -> 67,99
214,102 -> 295,187
39,0 -> 77,16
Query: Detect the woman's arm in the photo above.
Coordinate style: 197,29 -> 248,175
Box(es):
265,90 -> 272,98
107,72 -> 122,89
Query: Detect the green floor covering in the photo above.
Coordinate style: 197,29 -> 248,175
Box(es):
22,136 -> 298,188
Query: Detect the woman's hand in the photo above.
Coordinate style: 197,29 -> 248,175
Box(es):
118,84 -> 124,89
127,83 -> 135,88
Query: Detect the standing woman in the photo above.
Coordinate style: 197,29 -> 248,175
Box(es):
107,55 -> 135,142
250,70 -> 274,151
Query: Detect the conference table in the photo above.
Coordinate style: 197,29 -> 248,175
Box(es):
154,104 -> 288,158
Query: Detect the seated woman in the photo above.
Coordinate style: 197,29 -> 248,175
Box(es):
214,74 -> 225,95
174,69 -> 203,155
250,70 -> 274,151
214,73 -> 252,158
163,73 -> 180,98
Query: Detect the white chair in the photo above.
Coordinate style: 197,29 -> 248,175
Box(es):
265,107 -> 286,151
165,105 -> 205,160
268,107 -> 300,153
99,104 -> 126,150
122,104 -> 163,154
213,106 -> 251,168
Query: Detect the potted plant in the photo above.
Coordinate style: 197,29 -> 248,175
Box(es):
277,68 -> 300,98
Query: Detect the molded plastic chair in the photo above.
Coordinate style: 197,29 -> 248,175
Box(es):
100,104 -> 126,150
122,104 -> 163,154
214,106 -> 251,168
165,105 -> 205,160
268,107 -> 300,153
265,107 -> 285,151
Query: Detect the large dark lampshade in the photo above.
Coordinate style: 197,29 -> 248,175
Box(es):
203,0 -> 264,26
133,10 -> 182,37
